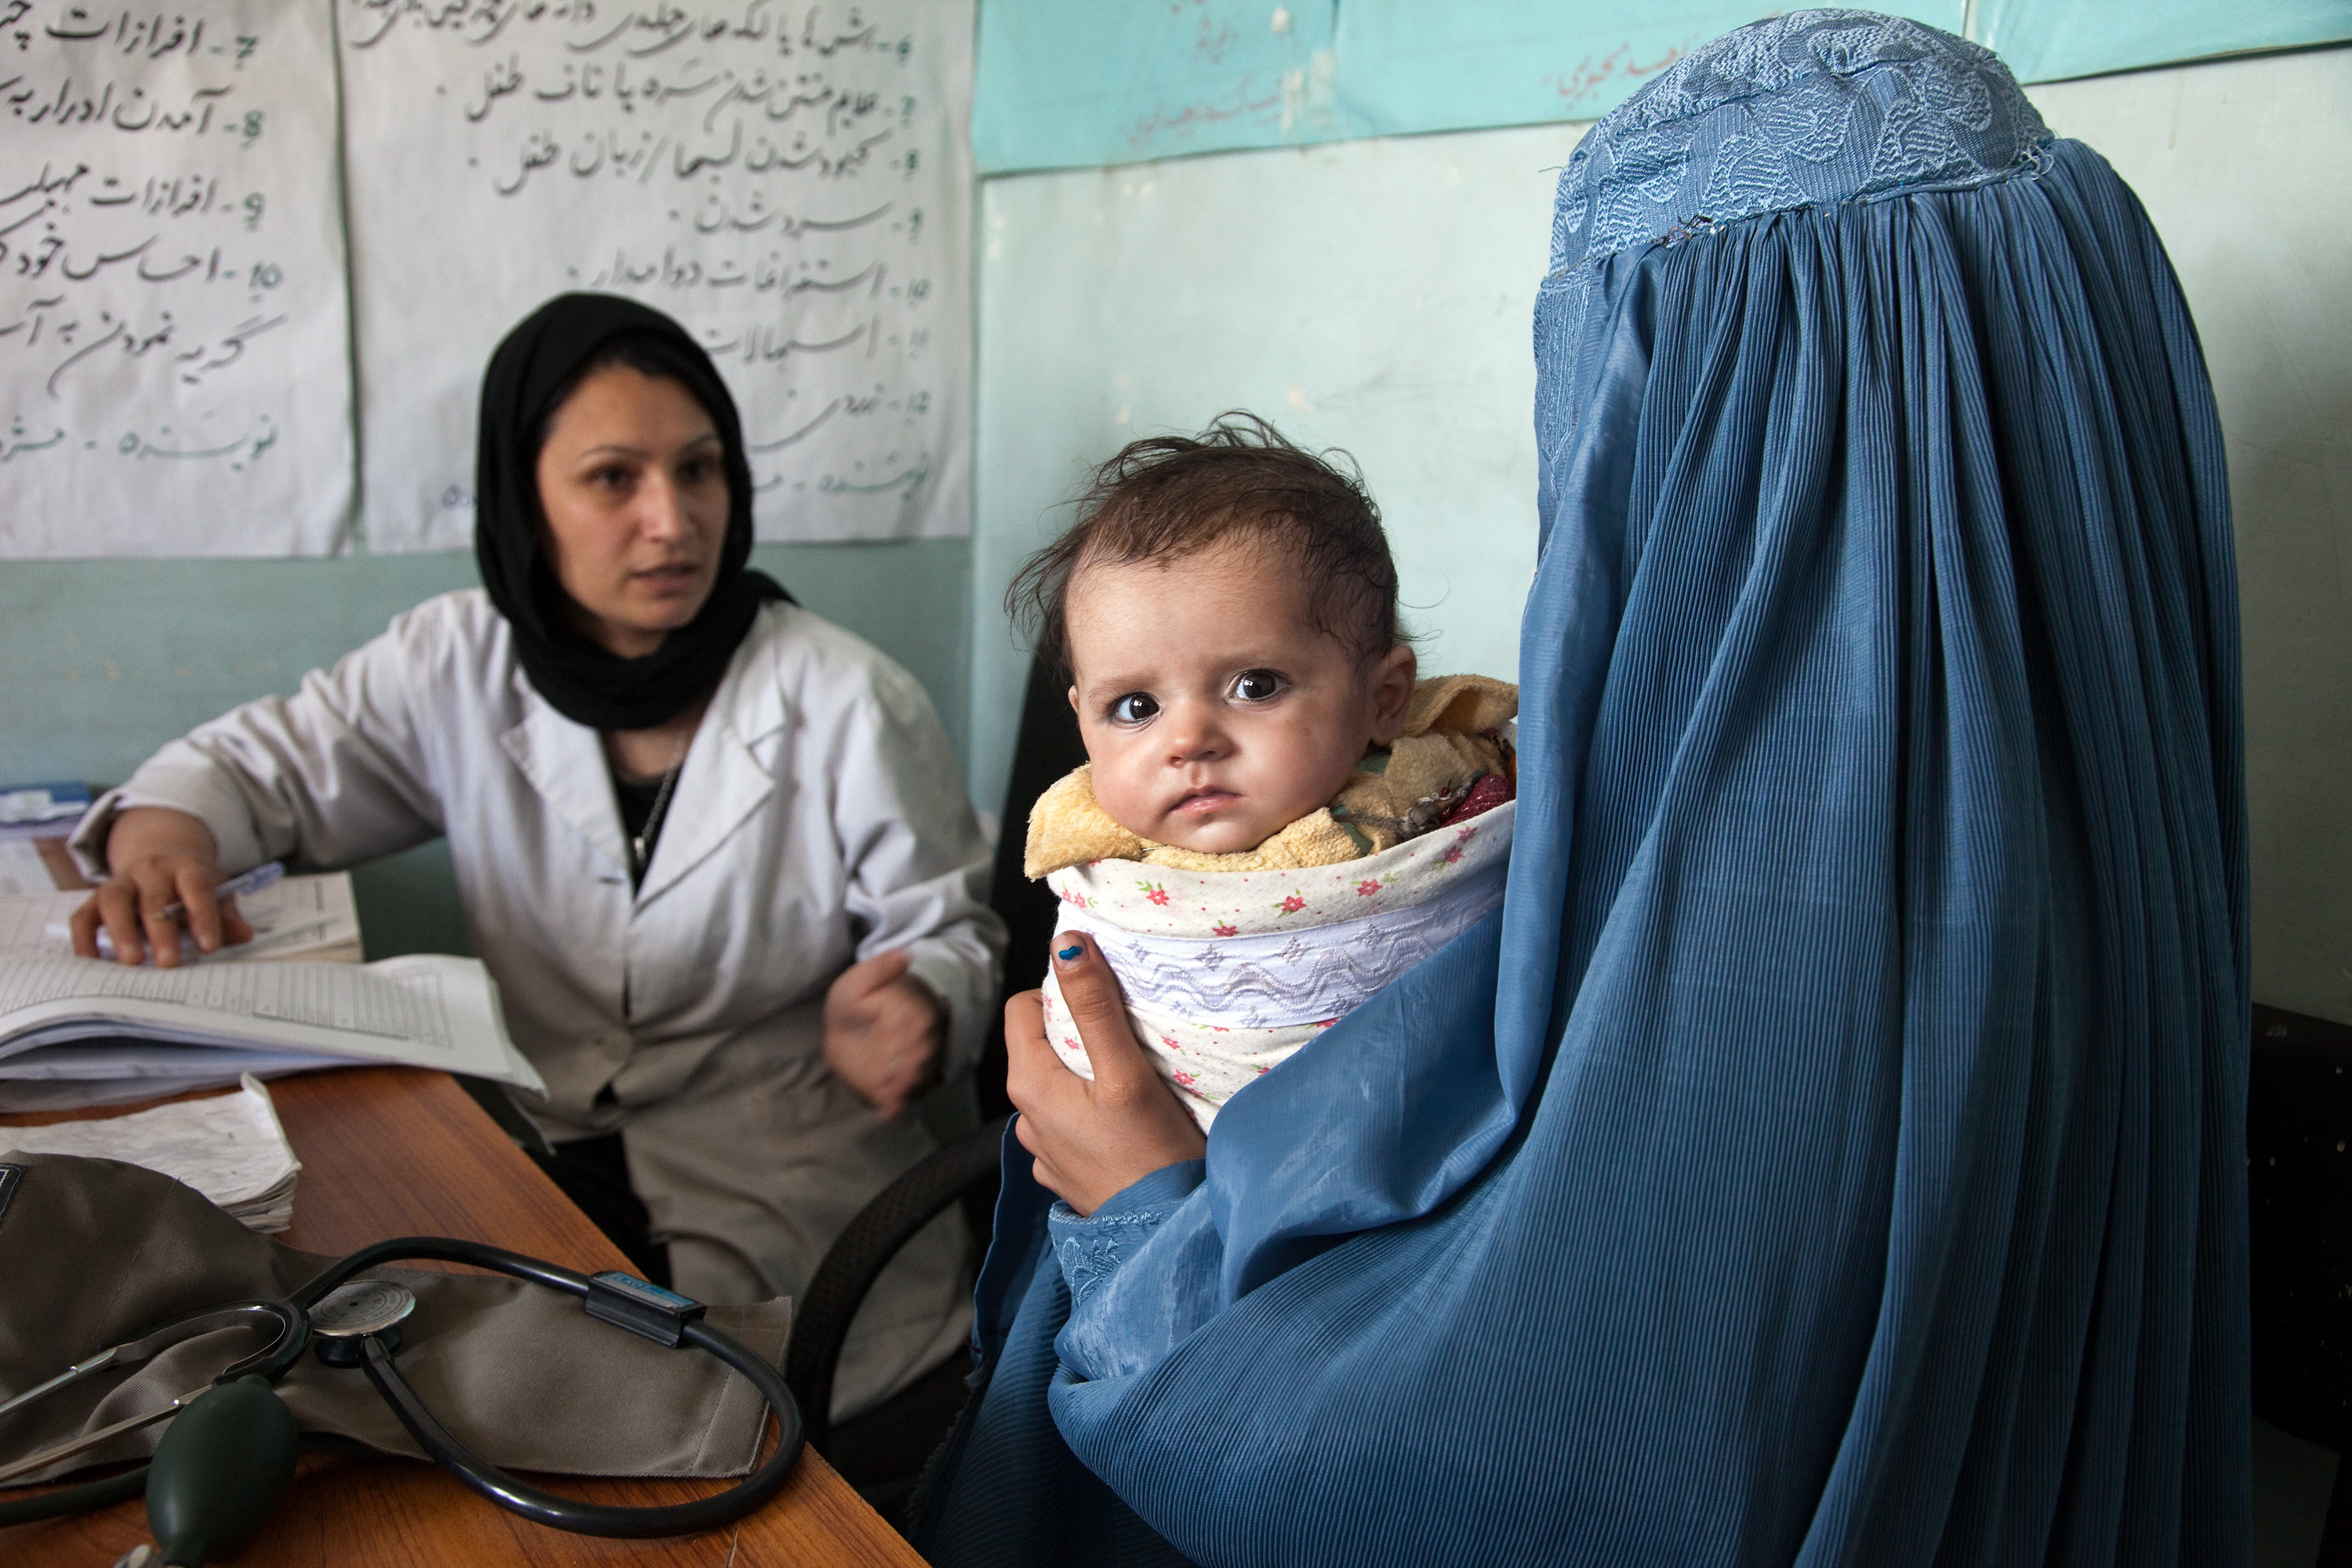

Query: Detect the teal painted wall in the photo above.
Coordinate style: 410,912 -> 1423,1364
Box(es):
1,538 -> 972,955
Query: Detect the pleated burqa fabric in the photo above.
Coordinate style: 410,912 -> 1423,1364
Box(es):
914,13 -> 2249,1566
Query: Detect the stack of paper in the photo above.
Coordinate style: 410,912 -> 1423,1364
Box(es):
0,1074 -> 301,1230
0,782 -> 89,835
0,953 -> 545,1112
0,872 -> 364,964
0,783 -> 87,898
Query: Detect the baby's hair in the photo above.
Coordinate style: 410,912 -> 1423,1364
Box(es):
1008,412 -> 1403,679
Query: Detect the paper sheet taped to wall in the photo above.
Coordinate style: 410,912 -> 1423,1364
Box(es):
339,0 -> 975,550
0,0 -> 355,556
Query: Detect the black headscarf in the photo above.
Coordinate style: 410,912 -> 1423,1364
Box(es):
474,292 -> 789,731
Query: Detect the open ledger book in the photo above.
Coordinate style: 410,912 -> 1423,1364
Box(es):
0,954 -> 545,1112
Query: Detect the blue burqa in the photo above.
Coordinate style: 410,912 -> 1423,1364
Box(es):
913,13 -> 2249,1565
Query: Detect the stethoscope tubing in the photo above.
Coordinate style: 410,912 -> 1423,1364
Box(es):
294,1235 -> 804,1538
0,1298 -> 307,1530
0,1237 -> 800,1541
291,1235 -> 587,1306
358,1313 -> 801,1537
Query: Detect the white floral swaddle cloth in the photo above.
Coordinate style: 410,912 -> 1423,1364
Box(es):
1040,809 -> 1513,1127
1030,675 -> 1519,1131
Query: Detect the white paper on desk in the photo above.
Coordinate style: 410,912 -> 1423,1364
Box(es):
0,1074 -> 300,1231
1,871 -> 361,961
0,953 -> 545,1095
0,842 -> 52,898
220,871 -> 363,962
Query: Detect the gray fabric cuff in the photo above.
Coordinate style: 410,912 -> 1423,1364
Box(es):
0,1152 -> 789,1484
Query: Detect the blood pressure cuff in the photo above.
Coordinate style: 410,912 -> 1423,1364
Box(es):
0,1152 -> 789,1484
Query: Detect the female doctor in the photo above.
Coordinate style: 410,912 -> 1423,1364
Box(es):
67,293 -> 1004,1422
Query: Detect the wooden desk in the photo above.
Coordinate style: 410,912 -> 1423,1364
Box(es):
0,1067 -> 928,1567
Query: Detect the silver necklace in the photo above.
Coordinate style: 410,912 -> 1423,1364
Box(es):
629,731 -> 689,877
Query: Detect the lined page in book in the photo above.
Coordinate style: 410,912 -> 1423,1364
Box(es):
2,953 -> 452,1044
0,953 -> 541,1109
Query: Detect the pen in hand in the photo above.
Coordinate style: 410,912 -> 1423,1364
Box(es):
60,863 -> 284,964
152,862 -> 283,928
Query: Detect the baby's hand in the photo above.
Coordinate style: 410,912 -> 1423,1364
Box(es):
1007,933 -> 1205,1216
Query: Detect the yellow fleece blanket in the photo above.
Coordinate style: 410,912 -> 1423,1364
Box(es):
1024,673 -> 1517,879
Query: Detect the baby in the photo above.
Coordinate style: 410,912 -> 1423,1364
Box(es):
1012,416 -> 1518,1129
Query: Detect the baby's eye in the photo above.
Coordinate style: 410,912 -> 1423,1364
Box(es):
1109,692 -> 1160,725
1229,670 -> 1286,703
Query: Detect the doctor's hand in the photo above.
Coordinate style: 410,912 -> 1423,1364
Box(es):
1007,933 -> 1206,1218
824,949 -> 944,1121
69,807 -> 253,968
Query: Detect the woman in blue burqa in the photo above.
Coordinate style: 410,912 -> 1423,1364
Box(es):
913,12 -> 2248,1564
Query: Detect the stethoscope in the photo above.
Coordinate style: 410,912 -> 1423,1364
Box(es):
0,1237 -> 803,1562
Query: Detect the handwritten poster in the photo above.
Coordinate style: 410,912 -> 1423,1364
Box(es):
340,0 -> 973,550
0,0 -> 354,556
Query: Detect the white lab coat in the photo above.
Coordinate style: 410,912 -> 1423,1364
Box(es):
74,590 -> 1004,1417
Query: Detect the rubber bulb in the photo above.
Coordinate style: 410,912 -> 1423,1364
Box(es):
144,1375 -> 299,1567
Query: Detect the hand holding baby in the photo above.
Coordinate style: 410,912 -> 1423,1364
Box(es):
1007,931 -> 1206,1216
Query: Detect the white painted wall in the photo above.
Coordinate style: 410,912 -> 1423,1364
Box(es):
2024,49 -> 2352,1021
968,121 -> 1582,811
969,45 -> 2352,1019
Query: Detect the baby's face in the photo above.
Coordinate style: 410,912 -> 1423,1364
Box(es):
1066,539 -> 1414,855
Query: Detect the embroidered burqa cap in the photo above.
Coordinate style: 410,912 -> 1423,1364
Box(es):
474,292 -> 787,731
916,13 -> 2249,1566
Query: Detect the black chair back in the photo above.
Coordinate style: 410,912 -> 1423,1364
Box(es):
973,654 -> 1088,1121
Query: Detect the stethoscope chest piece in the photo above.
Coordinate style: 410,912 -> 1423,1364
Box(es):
310,1279 -> 416,1368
